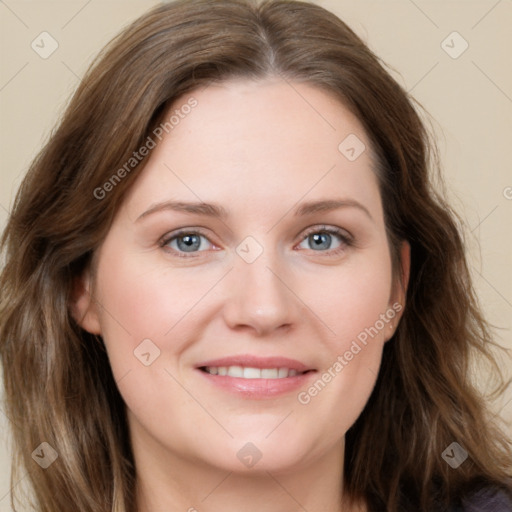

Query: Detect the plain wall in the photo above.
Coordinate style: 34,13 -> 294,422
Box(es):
1,1 -> 511,510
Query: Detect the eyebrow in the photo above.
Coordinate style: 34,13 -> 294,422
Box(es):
136,198 -> 373,222
137,201 -> 229,221
293,199 -> 373,221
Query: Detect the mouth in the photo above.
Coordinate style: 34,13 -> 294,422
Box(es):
195,355 -> 317,399
199,366 -> 311,379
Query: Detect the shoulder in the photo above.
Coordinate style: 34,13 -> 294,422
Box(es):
456,486 -> 512,512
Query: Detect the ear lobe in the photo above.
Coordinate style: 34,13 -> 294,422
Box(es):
70,271 -> 102,335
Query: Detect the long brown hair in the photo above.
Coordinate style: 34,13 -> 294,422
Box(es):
1,1 -> 510,510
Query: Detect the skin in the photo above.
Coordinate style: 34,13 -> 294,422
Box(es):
75,78 -> 409,512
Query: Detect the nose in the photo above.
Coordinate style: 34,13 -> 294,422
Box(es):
221,254 -> 299,337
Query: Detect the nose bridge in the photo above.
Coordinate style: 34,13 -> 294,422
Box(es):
222,245 -> 297,334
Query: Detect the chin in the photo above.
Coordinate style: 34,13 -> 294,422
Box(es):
197,432 -> 318,475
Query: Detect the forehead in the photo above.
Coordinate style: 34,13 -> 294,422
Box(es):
122,78 -> 382,222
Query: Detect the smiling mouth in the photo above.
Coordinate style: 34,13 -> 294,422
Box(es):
199,366 -> 313,379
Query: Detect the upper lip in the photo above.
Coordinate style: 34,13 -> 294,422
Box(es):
196,355 -> 314,372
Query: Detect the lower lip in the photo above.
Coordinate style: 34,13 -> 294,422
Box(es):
197,369 -> 317,399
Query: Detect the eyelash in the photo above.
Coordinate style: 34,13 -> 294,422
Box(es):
159,225 -> 354,258
300,225 -> 353,257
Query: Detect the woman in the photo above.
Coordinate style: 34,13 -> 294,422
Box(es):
0,0 -> 511,510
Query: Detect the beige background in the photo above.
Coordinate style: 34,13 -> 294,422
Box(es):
1,0 -> 511,509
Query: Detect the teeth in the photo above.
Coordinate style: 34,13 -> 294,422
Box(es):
204,366 -> 303,379
227,366 -> 243,378
244,367 -> 262,379
261,368 -> 278,379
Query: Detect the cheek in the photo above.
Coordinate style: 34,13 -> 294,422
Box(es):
292,249 -> 394,428
297,247 -> 394,349
92,248 -> 209,389
92,253 -> 214,438
94,248 -> 218,342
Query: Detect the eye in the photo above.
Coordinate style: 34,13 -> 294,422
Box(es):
161,230 -> 214,255
297,226 -> 351,253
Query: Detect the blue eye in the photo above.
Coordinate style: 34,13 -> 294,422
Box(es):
307,232 -> 336,250
163,231 -> 212,254
161,226 -> 351,258
297,227 -> 350,253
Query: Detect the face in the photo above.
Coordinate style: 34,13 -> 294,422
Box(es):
76,79 -> 408,476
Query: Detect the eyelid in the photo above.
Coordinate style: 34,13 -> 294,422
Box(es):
159,224 -> 354,258
159,228 -> 218,255
298,224 -> 353,243
294,224 -> 354,255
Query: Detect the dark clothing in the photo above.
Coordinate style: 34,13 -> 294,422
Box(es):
456,486 -> 512,511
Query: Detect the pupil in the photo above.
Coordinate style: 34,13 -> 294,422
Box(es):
177,235 -> 200,252
310,233 -> 331,250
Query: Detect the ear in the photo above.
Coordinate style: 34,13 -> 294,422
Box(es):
385,241 -> 410,340
70,269 -> 102,335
